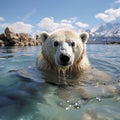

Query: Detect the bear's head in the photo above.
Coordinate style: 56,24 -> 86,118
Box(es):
40,29 -> 89,72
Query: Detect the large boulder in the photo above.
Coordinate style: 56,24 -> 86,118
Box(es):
4,27 -> 14,34
4,27 -> 16,40
0,40 -> 5,47
0,33 -> 6,41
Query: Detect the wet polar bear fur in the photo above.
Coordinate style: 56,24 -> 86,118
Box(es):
36,29 -> 90,74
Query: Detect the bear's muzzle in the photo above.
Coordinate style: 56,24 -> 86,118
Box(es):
59,53 -> 71,66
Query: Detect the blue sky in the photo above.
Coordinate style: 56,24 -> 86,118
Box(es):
0,0 -> 120,34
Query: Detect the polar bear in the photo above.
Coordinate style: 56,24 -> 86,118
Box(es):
36,29 -> 90,74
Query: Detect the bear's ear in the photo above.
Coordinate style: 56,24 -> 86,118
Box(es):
40,32 -> 49,43
80,32 -> 89,44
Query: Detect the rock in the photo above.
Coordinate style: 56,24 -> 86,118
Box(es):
19,42 -> 24,46
0,33 -> 6,41
19,33 -> 29,41
6,33 -> 16,40
13,35 -> 19,40
0,27 -> 41,47
4,27 -> 16,40
36,34 -> 42,45
0,40 -> 5,47
4,40 -> 9,46
36,35 -> 39,40
24,41 -> 28,46
4,27 -> 14,34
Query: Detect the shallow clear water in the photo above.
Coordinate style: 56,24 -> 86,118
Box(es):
0,45 -> 120,120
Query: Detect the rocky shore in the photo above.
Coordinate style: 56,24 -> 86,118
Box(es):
0,27 -> 41,47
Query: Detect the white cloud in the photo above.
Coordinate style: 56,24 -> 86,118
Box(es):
0,21 -> 33,33
37,17 -> 89,32
57,22 -> 74,30
37,17 -> 59,31
61,17 -> 77,23
0,17 -> 5,21
75,22 -> 89,28
37,17 -> 75,32
0,17 -> 89,34
95,8 -> 120,22
95,13 -> 115,22
115,0 -> 120,3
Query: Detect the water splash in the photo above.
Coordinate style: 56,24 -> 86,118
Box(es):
96,97 -> 101,102
65,99 -> 86,110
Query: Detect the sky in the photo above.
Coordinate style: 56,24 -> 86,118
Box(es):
0,0 -> 120,34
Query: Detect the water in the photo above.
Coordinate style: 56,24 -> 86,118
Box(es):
0,45 -> 120,120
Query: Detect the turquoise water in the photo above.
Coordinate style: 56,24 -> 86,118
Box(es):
0,45 -> 120,120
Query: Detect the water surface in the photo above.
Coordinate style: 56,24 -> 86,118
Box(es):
0,45 -> 120,120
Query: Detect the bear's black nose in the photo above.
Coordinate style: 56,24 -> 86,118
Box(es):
60,53 -> 70,65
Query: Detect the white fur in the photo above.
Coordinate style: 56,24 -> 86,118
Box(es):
36,29 -> 90,73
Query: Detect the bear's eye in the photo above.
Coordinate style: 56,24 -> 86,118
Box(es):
71,42 -> 75,47
54,41 -> 59,47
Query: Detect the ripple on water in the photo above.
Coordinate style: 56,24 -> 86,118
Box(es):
0,45 -> 120,120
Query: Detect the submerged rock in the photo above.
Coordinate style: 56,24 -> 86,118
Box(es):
0,27 -> 42,47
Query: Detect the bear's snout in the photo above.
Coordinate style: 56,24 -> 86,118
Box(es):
59,53 -> 71,66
